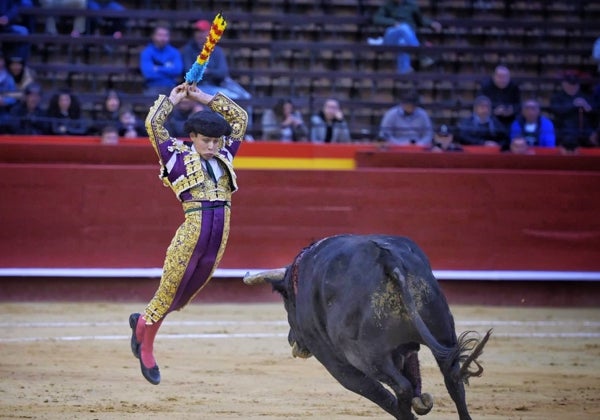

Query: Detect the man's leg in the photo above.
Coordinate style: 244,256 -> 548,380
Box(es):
383,24 -> 419,74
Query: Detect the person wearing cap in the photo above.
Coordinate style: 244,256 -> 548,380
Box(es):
509,98 -> 556,154
549,71 -> 595,150
128,82 -> 248,385
456,95 -> 508,148
378,90 -> 433,146
180,19 -> 251,100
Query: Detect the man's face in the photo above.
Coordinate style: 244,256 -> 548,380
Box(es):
493,68 -> 510,89
191,132 -> 220,160
401,103 -> 416,115
323,100 -> 340,119
178,98 -> 195,112
562,80 -> 580,96
522,101 -> 540,122
152,28 -> 170,49
8,60 -> 23,76
25,91 -> 41,110
474,102 -> 491,119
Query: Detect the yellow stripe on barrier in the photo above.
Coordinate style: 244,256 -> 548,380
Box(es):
233,157 -> 355,170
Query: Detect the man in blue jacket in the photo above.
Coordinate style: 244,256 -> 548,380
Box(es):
139,24 -> 183,96
509,98 -> 555,154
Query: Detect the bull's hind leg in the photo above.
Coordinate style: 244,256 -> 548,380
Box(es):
403,351 -> 433,415
437,359 -> 471,420
373,356 -> 419,420
314,352 -> 413,420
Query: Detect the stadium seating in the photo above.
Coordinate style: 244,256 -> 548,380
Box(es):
2,0 -> 598,139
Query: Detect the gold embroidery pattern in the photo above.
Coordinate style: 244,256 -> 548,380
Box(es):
209,92 -> 248,140
176,155 -> 236,201
184,206 -> 231,306
144,211 -> 201,323
146,95 -> 175,158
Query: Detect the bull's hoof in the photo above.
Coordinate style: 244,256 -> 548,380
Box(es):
412,393 -> 434,415
291,342 -> 312,359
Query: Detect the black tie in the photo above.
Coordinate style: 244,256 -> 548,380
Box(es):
203,159 -> 218,183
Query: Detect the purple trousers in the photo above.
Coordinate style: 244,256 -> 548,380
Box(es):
144,202 -> 230,324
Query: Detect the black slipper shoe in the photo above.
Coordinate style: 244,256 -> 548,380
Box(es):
128,313 -> 141,359
138,343 -> 161,385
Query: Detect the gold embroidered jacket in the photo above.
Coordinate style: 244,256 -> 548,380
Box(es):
145,93 -> 248,202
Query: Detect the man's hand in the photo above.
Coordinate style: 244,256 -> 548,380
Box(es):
187,84 -> 214,105
168,83 -> 188,105
573,97 -> 592,112
431,21 -> 442,33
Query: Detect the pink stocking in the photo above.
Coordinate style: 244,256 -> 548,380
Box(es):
140,318 -> 163,368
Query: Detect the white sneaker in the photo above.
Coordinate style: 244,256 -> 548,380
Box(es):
420,56 -> 435,68
367,37 -> 384,46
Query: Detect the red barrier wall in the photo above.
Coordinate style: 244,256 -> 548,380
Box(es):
1,156 -> 599,271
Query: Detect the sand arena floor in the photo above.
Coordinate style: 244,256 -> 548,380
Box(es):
0,302 -> 599,419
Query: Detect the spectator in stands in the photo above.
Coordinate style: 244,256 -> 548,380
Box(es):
592,81 -> 600,146
39,0 -> 87,37
310,98 -> 351,143
0,52 -> 18,117
5,82 -> 48,134
371,0 -> 442,74
165,96 -> 205,138
89,89 -> 122,134
549,71 -> 596,150
118,106 -> 146,138
100,123 -> 119,144
456,95 -> 508,148
593,36 -> 600,72
45,87 -> 87,135
509,98 -> 556,154
139,24 -> 183,96
87,0 -> 126,38
261,98 -> 308,141
429,124 -> 463,152
478,65 -> 521,131
0,0 -> 30,61
6,56 -> 36,97
378,90 -> 433,146
181,20 -> 251,100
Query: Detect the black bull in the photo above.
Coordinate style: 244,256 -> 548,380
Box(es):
244,234 -> 491,420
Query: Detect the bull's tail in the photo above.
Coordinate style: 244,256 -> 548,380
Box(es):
389,266 -> 491,384
389,267 -> 454,360
456,328 -> 491,384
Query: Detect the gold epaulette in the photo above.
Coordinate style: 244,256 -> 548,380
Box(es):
209,92 -> 248,140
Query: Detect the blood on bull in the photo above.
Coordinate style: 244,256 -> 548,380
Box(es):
244,234 -> 491,420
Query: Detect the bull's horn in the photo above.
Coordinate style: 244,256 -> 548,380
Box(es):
243,268 -> 286,285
